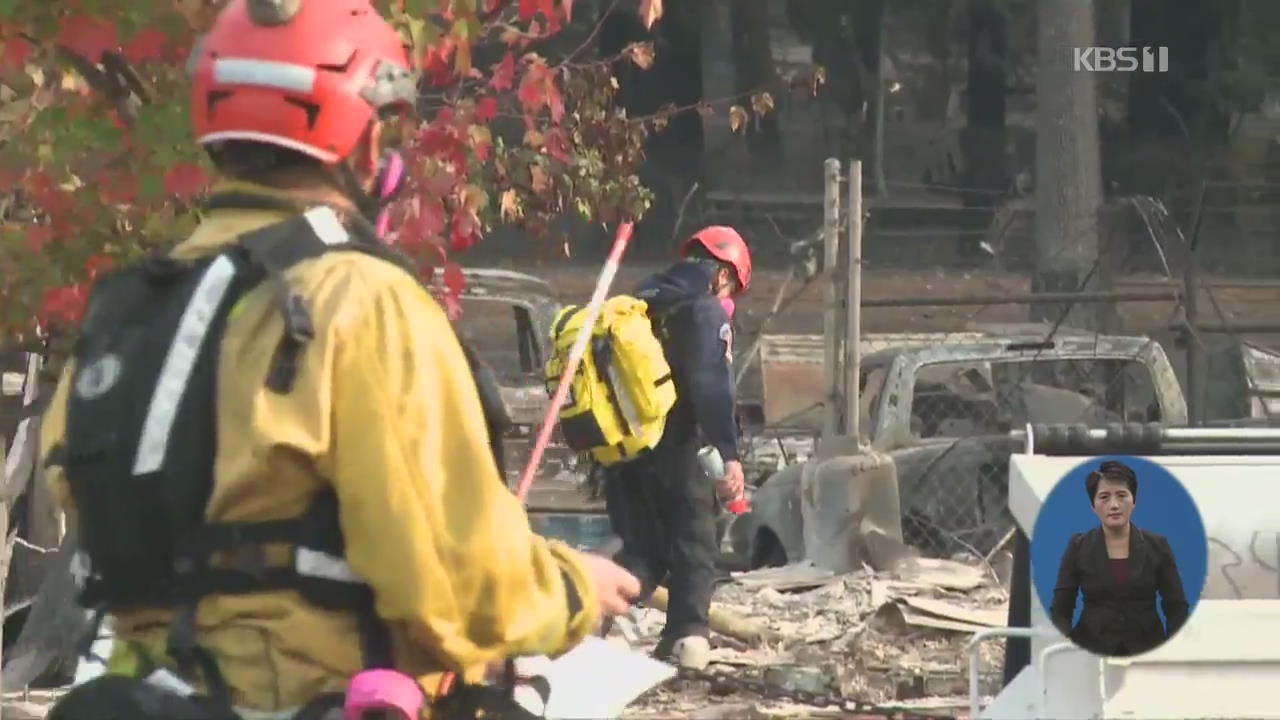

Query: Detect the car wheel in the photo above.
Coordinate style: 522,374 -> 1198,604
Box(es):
750,527 -> 789,569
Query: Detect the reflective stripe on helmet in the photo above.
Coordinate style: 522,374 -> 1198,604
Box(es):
213,58 -> 318,94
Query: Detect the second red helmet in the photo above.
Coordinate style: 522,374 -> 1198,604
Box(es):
682,226 -> 752,295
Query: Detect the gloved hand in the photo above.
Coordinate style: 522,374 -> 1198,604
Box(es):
717,459 -> 745,503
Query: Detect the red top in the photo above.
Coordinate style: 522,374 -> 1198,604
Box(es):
190,0 -> 416,164
1110,557 -> 1129,586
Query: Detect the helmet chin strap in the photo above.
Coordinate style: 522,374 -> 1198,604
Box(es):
337,163 -> 382,226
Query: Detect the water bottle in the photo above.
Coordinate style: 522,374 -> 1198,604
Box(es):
697,446 -> 749,514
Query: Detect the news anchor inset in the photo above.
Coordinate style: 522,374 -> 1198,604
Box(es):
1031,457 -> 1208,658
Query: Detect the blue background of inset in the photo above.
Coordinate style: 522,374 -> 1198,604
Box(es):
1030,455 -> 1208,632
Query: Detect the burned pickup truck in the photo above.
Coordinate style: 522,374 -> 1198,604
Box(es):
451,267 -> 559,427
730,327 -> 1188,572
448,268 -> 596,502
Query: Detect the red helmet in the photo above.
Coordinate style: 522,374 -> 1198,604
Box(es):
189,0 -> 417,165
682,226 -> 752,294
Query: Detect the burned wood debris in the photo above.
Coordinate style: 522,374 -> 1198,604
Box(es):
621,559 -> 1008,719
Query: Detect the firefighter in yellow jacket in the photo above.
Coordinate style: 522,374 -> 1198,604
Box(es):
39,1 -> 639,718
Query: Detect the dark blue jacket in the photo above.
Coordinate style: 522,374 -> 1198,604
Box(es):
635,261 -> 739,462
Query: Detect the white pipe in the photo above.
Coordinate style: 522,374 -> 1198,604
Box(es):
967,626 -> 1048,719
1011,427 -> 1280,443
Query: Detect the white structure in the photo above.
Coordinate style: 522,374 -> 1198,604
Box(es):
974,435 -> 1280,719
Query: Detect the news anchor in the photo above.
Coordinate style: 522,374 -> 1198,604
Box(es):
1050,460 -> 1189,656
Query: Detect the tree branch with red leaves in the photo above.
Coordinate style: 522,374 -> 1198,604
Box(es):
0,0 -> 778,355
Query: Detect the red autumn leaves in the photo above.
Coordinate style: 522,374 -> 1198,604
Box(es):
517,57 -> 563,124
392,45 -> 572,307
34,254 -> 113,328
53,14 -> 180,65
1,9 -> 213,332
0,36 -> 31,72
490,51 -> 516,92
4,0 -> 667,335
163,163 -> 209,201
8,165 -> 200,330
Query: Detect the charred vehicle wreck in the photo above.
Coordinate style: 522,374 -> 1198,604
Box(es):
728,327 -> 1189,572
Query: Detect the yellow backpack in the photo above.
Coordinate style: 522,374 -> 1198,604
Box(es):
545,295 -> 682,466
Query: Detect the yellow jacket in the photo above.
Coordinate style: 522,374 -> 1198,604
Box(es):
39,183 -> 600,717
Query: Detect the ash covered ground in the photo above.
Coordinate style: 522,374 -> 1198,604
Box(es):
617,558 -> 1009,719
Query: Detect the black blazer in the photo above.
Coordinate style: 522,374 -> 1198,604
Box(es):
1050,525 -> 1189,657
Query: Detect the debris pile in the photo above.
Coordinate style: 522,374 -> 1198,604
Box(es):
621,558 -> 1009,718
1,690 -> 61,719
739,435 -> 816,481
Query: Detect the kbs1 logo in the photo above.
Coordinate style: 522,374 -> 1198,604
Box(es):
1073,46 -> 1169,73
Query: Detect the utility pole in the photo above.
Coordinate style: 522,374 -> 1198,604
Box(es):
822,159 -> 843,439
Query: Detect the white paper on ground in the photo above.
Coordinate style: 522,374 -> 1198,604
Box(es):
512,636 -> 677,719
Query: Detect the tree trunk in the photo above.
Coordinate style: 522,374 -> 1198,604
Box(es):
925,1 -> 959,122
1095,0 -> 1131,47
801,1 -> 861,160
1094,0 -> 1129,197
729,0 -> 781,157
1126,0 -> 1240,270
855,0 -> 889,196
648,0 -> 705,179
961,0 -> 1009,261
701,0 -> 735,103
1126,0 -> 1236,194
1032,0 -> 1104,330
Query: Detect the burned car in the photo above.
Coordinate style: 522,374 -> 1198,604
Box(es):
448,268 -> 596,501
452,268 -> 560,427
730,328 -> 1189,572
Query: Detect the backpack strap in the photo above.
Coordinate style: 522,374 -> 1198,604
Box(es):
225,202 -> 422,395
205,189 -> 418,276
459,343 -> 512,480
646,296 -> 700,346
552,304 -> 582,339
649,295 -> 700,319
235,207 -> 354,393
164,488 -> 395,707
